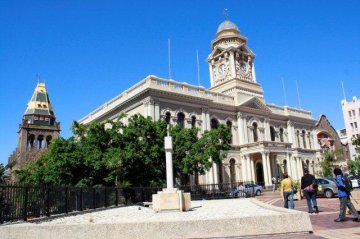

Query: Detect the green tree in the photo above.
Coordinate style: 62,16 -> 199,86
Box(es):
15,114 -> 231,187
171,124 -> 231,185
0,163 -> 6,184
319,149 -> 343,177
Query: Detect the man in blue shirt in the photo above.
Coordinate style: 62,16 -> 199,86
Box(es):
333,168 -> 360,222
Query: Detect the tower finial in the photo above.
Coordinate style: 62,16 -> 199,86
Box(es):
224,8 -> 229,20
36,74 -> 40,84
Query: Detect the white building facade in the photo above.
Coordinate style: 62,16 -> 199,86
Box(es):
341,96 -> 360,160
79,19 -> 322,187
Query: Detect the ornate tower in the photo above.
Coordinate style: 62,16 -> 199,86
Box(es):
8,82 -> 60,177
208,19 -> 264,101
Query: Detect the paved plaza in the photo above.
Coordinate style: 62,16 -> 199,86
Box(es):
257,190 -> 360,239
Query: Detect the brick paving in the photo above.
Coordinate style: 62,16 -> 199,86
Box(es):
257,190 -> 360,239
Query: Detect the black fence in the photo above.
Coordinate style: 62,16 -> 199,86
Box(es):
0,182 -> 256,224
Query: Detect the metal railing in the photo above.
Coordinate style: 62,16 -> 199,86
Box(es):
0,181 -> 256,224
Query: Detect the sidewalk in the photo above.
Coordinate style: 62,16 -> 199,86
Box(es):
257,191 -> 360,239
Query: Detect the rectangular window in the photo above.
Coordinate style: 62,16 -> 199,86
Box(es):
39,116 -> 44,120
351,123 -> 354,130
45,117 -> 49,121
355,122 -> 358,130
352,110 -> 356,118
34,116 -> 38,120
349,111 -> 352,117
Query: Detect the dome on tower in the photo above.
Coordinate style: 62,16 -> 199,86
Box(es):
216,20 -> 240,34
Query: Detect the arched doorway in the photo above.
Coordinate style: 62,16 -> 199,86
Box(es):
255,162 -> 264,186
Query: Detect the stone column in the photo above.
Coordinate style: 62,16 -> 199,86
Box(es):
264,118 -> 270,141
201,107 -> 207,132
261,152 -> 269,186
243,115 -> 249,143
154,102 -> 160,121
287,121 -> 296,148
266,153 -> 271,185
229,51 -> 236,78
246,155 -> 251,182
237,112 -> 244,145
241,156 -> 246,182
250,157 -> 255,182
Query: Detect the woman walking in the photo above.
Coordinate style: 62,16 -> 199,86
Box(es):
280,172 -> 295,209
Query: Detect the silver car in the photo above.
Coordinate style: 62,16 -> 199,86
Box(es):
314,177 -> 338,198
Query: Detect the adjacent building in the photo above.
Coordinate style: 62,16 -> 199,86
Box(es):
341,96 -> 360,160
8,82 -> 60,180
315,115 -> 349,165
79,19 -> 323,187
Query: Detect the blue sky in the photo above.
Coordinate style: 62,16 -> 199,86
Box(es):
1,0 -> 360,165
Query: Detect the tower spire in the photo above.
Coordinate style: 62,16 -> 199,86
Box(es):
224,8 -> 229,20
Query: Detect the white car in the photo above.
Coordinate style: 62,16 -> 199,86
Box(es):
351,179 -> 360,188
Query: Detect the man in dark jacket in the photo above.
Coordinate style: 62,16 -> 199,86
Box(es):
333,168 -> 360,222
301,169 -> 318,213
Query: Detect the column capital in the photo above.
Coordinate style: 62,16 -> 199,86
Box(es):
237,112 -> 246,119
287,120 -> 294,127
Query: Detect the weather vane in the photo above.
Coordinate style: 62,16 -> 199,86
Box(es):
224,8 -> 229,20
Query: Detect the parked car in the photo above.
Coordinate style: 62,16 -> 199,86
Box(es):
230,183 -> 263,197
314,177 -> 338,198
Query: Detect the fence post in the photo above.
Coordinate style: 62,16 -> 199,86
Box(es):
65,187 -> 68,214
104,187 -> 108,208
46,187 -> 50,217
93,188 -> 96,209
79,188 -> 83,211
23,187 -> 29,221
115,188 -> 119,206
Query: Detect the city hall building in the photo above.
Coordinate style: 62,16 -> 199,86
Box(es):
79,19 -> 322,188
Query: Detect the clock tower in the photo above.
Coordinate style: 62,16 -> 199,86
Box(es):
208,19 -> 264,100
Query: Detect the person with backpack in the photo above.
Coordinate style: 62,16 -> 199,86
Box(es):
301,169 -> 319,214
333,168 -> 360,222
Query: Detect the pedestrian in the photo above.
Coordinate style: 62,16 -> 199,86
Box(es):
301,169 -> 318,214
333,168 -> 360,222
272,176 -> 277,192
280,172 -> 294,209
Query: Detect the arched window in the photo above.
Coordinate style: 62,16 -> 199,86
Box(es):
46,135 -> 52,148
230,159 -> 236,185
177,112 -> 185,128
253,122 -> 258,142
211,118 -> 219,129
28,134 -> 35,149
191,116 -> 196,128
218,161 -> 223,184
302,130 -> 307,149
38,135 -> 44,149
279,128 -> 284,142
308,132 -> 312,149
226,120 -> 233,144
270,126 -> 276,141
165,112 -> 171,124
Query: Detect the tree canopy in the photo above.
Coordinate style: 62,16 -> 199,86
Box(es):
15,114 -> 231,187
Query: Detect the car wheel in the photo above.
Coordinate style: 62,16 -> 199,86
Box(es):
324,189 -> 333,198
256,190 -> 261,196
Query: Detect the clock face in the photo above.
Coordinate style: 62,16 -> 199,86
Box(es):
240,62 -> 247,73
218,64 -> 226,76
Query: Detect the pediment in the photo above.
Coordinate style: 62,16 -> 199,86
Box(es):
239,97 -> 272,113
208,46 -> 226,59
236,45 -> 255,57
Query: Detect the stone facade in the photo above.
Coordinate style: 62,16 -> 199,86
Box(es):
79,19 -> 323,187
